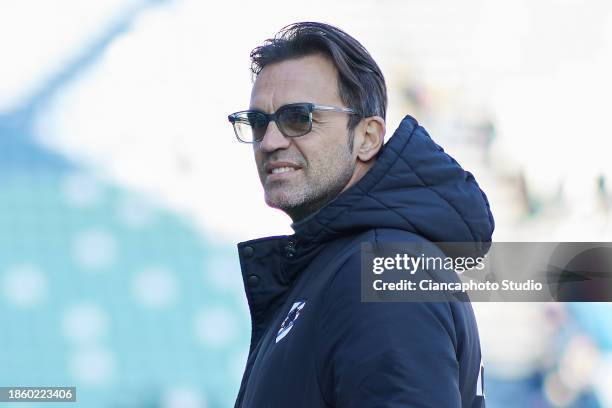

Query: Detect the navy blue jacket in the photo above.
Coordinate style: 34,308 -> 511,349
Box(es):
235,115 -> 494,407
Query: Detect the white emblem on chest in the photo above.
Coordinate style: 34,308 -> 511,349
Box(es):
276,300 -> 307,343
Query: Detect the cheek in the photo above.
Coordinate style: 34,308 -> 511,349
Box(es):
253,150 -> 264,169
301,137 -> 352,177
253,151 -> 268,182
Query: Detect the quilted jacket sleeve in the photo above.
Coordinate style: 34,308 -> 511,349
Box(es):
315,251 -> 482,408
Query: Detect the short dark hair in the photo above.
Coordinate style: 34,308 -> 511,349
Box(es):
249,22 -> 387,149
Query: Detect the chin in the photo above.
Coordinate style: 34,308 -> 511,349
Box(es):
264,191 -> 304,212
265,197 -> 295,212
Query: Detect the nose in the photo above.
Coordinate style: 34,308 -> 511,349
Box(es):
258,120 -> 291,152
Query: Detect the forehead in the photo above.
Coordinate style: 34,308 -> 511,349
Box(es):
250,53 -> 341,111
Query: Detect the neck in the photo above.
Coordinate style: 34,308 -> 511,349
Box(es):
287,191 -> 336,223
340,159 -> 375,194
288,158 -> 376,224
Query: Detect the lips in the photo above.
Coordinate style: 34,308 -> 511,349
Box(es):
271,166 -> 298,174
265,162 -> 303,175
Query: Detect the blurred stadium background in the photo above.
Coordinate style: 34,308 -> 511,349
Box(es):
1,0 -> 611,406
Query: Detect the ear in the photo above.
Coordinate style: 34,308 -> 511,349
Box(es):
356,116 -> 385,162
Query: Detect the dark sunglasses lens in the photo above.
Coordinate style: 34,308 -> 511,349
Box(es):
233,112 -> 268,142
278,105 -> 311,136
248,112 -> 269,142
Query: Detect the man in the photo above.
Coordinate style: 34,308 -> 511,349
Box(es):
228,22 -> 494,407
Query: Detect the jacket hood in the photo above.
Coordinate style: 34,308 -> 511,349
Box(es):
291,114 -> 495,258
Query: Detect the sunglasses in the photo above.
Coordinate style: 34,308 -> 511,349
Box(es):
228,102 -> 358,143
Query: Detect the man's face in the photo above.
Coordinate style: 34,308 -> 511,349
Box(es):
250,53 -> 357,221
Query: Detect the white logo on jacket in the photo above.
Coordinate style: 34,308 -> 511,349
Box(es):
276,300 -> 306,343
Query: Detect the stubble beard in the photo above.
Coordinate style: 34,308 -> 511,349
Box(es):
265,151 -> 355,222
